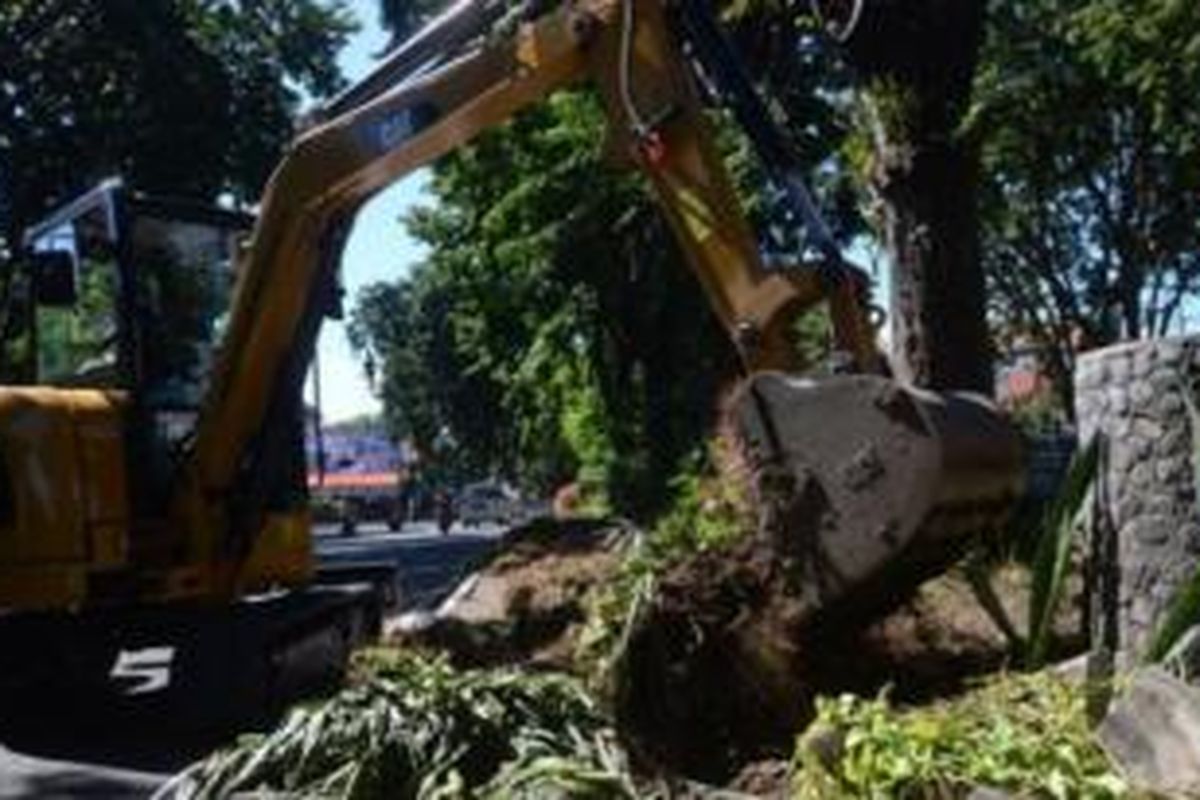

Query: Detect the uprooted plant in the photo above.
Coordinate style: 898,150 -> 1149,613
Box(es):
575,437 -> 754,692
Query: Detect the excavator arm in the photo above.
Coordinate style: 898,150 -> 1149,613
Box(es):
176,0 -> 878,571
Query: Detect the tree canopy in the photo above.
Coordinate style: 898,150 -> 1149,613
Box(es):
0,0 -> 356,377
976,0 -> 1200,411
1,0 -> 354,214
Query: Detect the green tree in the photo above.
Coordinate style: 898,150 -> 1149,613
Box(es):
0,0 -> 356,378
349,5 -> 862,512
352,92 -> 740,509
975,0 -> 1200,410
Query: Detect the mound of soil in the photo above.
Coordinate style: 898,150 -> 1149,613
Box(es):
390,518 -> 632,670
614,536 -> 814,782
615,540 -> 1078,784
388,515 -> 1084,791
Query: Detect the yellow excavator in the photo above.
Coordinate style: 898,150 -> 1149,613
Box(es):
0,0 -> 1021,726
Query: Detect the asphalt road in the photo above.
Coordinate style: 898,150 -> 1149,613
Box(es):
314,519 -> 504,610
0,521 -> 506,799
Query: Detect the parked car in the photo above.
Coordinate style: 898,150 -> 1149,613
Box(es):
456,483 -> 520,527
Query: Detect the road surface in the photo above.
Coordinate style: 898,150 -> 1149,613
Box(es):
315,519 -> 503,609
0,521 -> 506,799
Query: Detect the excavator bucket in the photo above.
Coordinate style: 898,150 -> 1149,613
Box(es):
732,372 -> 1025,625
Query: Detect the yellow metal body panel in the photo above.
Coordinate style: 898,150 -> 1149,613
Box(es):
0,389 -> 312,609
0,388 -> 129,608
237,511 -> 314,593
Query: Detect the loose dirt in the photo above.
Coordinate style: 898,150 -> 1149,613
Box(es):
615,540 -> 1079,784
390,518 -> 632,670
390,517 -> 1083,792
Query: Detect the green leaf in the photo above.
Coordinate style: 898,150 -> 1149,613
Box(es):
1027,435 -> 1100,669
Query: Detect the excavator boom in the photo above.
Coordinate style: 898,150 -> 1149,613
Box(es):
174,0 -> 878,579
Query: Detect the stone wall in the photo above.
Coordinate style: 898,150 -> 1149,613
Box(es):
1075,336 -> 1200,654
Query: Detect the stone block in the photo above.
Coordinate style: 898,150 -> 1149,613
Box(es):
1109,355 -> 1132,383
1132,381 -> 1155,408
1158,392 -> 1186,419
1133,418 -> 1165,442
1127,516 -> 1171,546
1182,525 -> 1200,554
1098,668 -> 1200,796
1157,339 -> 1186,364
1149,372 -> 1181,398
1134,347 -> 1158,378
1128,462 -> 1154,490
1128,435 -> 1153,462
1108,386 -> 1130,416
1157,426 -> 1188,456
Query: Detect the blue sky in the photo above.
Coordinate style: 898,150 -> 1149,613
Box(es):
305,0 -> 430,422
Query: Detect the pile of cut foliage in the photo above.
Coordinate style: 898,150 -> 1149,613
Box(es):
165,648 -> 1136,799
161,650 -> 636,799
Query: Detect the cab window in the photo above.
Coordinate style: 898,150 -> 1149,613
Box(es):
31,220 -> 122,388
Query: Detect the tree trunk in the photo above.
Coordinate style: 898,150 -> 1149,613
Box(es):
870,116 -> 991,391
838,0 -> 992,393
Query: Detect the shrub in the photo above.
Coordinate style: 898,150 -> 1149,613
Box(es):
792,672 -> 1126,799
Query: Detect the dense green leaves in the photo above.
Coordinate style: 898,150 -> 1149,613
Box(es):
0,0 -> 357,379
0,0 -> 355,212
793,673 -> 1126,798
976,0 -> 1200,410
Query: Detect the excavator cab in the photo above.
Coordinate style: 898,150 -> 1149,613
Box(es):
1,180 -> 318,614
21,178 -> 252,447
1,183 -> 383,727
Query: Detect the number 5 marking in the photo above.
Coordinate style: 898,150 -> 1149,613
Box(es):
110,647 -> 176,695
